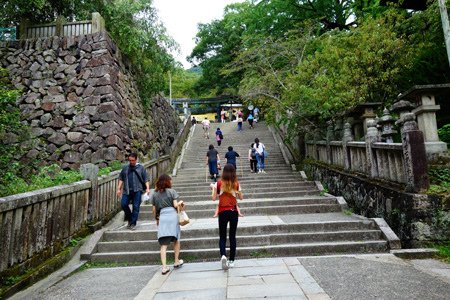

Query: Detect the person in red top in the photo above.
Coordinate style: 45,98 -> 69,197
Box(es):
211,164 -> 243,269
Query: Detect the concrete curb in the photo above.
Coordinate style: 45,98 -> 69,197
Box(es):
371,218 -> 402,250
299,171 -> 308,180
391,248 -> 439,259
172,125 -> 195,177
268,125 -> 293,167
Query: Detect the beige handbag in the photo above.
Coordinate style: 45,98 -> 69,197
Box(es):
177,202 -> 190,226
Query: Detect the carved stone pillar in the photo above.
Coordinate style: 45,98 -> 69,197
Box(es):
397,113 -> 429,192
80,163 -> 99,222
342,122 -> 353,170
326,121 -> 334,164
365,120 -> 379,177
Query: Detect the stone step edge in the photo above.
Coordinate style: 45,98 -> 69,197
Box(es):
91,240 -> 388,257
141,195 -> 336,206
98,229 -> 384,245
104,219 -> 378,236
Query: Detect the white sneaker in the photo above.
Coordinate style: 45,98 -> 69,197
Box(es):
221,255 -> 229,270
262,170 -> 266,173
227,260 -> 234,268
258,170 -> 262,173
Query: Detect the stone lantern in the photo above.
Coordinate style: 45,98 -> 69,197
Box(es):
378,108 -> 397,143
397,84 -> 449,158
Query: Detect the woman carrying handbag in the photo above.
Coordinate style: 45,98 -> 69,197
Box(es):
151,174 -> 185,275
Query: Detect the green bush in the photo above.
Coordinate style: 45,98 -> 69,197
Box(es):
0,164 -> 82,197
438,124 -> 450,144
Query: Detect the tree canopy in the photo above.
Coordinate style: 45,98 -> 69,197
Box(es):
189,0 -> 450,130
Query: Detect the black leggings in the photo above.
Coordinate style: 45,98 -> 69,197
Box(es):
218,210 -> 238,261
250,159 -> 257,172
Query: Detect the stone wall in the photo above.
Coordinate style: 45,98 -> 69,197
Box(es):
306,162 -> 450,247
0,32 -> 180,169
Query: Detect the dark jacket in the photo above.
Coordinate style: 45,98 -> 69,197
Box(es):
119,163 -> 149,195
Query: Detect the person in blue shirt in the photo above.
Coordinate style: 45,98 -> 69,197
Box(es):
225,146 -> 240,169
215,127 -> 223,146
247,114 -> 254,129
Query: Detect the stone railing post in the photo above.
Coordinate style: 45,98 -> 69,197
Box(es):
365,120 -> 379,177
55,15 -> 65,36
313,128 -> 321,160
326,121 -> 334,164
342,122 -> 353,170
397,113 -> 429,192
92,12 -> 105,33
80,163 -> 99,222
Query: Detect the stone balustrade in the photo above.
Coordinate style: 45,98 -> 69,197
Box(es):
306,101 -> 429,193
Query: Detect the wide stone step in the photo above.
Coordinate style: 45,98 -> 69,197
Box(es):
139,203 -> 340,220
172,172 -> 302,184
179,189 -> 321,201
171,177 -> 307,188
173,180 -> 313,190
90,240 -> 388,264
102,219 -> 379,242
97,230 -> 383,252
175,186 -> 318,197
140,196 -> 338,212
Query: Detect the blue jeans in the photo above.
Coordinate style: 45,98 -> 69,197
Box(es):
121,191 -> 142,226
256,154 -> 265,170
218,210 -> 238,261
208,160 -> 218,175
237,122 -> 242,131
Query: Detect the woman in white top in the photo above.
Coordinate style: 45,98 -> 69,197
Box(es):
253,138 -> 266,173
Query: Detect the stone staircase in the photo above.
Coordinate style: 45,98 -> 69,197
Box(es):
89,121 -> 393,264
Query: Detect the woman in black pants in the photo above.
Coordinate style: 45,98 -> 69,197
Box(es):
211,164 -> 243,269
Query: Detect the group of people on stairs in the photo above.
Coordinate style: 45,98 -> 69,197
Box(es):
115,120 -> 267,275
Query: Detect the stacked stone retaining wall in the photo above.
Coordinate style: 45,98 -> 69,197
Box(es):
0,31 -> 179,169
306,162 -> 450,247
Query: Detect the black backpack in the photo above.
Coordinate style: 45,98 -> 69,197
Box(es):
219,133 -> 224,139
251,148 -> 256,158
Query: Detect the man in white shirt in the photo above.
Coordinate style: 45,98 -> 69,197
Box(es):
202,117 -> 210,139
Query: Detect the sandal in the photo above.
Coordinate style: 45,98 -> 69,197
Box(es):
161,267 -> 170,275
174,259 -> 184,269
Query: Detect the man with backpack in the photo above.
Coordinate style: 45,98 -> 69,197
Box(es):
248,143 -> 257,173
116,153 -> 150,230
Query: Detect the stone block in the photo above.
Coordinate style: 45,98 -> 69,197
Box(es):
49,115 -> 65,128
98,121 -> 121,137
82,85 -> 95,97
66,92 -> 79,102
106,135 -> 124,149
47,86 -> 63,96
90,136 -> 104,151
83,96 -> 101,106
48,132 -> 66,145
40,112 -> 52,125
104,147 -> 119,160
63,151 -> 81,163
93,85 -> 115,96
46,143 -> 57,153
97,102 -> 117,114
64,55 -> 76,64
73,113 -> 90,126
67,132 -> 85,143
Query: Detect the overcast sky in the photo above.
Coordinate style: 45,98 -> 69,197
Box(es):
153,0 -> 243,69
